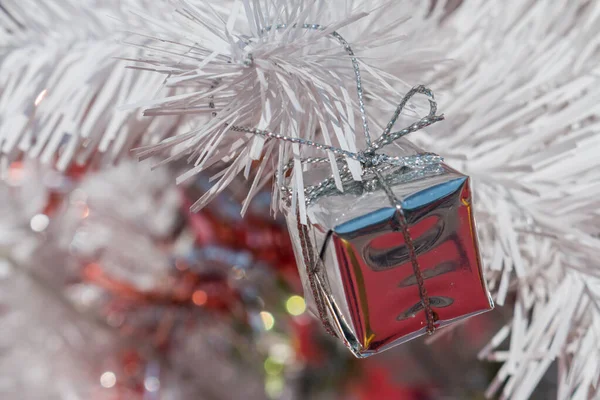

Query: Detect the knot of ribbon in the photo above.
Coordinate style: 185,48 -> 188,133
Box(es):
229,24 -> 446,336
279,85 -> 445,207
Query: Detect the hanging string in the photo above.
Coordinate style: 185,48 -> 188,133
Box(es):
229,24 -> 443,335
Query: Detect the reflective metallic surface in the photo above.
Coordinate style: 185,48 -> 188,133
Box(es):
285,161 -> 493,358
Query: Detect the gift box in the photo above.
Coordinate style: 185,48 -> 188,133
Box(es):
282,141 -> 494,358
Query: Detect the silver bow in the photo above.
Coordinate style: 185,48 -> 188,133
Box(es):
229,24 -> 445,336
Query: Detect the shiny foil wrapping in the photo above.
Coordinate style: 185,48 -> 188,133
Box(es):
283,144 -> 494,358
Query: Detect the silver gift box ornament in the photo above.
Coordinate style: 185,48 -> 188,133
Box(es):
283,144 -> 494,358
200,24 -> 493,358
235,39 -> 494,357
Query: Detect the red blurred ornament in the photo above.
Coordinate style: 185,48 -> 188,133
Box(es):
82,262 -> 242,314
291,317 -> 325,366
181,187 -> 299,290
354,365 -> 431,400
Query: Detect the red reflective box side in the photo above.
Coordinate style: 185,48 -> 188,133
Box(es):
332,178 -> 491,353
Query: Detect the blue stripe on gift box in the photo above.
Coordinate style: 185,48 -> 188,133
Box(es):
334,177 -> 467,235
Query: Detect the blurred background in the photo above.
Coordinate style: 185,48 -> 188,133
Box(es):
1,0 -> 597,399
0,159 -> 553,400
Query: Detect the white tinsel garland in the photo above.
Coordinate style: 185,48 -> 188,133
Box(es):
1,0 -> 599,399
0,159 -> 269,399
123,0 -> 440,217
415,2 -> 600,399
0,0 -> 179,170
0,266 -> 131,400
123,1 -> 600,398
49,160 -> 181,292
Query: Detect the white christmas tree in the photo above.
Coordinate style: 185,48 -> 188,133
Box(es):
1,1 -> 599,399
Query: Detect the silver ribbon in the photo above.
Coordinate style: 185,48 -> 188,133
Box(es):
229,24 -> 445,335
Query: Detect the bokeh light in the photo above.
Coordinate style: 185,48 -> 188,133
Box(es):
260,311 -> 275,331
192,290 -> 208,306
100,371 -> 116,388
285,295 -> 306,316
